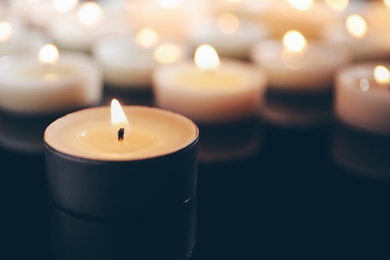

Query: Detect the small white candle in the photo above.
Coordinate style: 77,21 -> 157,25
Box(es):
0,44 -> 103,115
92,29 -> 191,89
335,62 -> 390,135
47,1 -> 131,52
251,30 -> 351,92
187,12 -> 268,59
152,44 -> 267,124
322,14 -> 390,61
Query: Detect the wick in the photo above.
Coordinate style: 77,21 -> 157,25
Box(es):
118,128 -> 125,142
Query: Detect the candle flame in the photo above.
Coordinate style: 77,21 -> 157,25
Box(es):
385,0 -> 390,10
39,44 -> 59,65
135,28 -> 159,48
217,13 -> 239,35
156,0 -> 181,8
288,0 -> 313,11
154,43 -> 182,64
195,44 -> 220,70
283,30 -> 307,53
346,14 -> 367,38
111,99 -> 129,141
52,0 -> 78,12
0,21 -> 12,42
374,65 -> 390,84
78,2 -> 103,26
325,0 -> 349,12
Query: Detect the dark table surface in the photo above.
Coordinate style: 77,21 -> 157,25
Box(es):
1,87 -> 390,260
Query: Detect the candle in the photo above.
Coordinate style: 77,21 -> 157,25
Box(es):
0,44 -> 102,115
152,44 -> 267,124
321,14 -> 390,61
251,30 -> 351,93
335,62 -> 390,135
44,100 -> 199,218
47,1 -> 131,52
92,29 -> 191,90
187,12 -> 268,60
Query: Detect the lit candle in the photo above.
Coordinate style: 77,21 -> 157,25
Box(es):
47,1 -> 131,52
321,14 -> 390,61
44,100 -> 199,219
251,30 -> 351,93
152,44 -> 267,124
335,62 -> 390,135
0,44 -> 102,115
187,12 -> 268,59
92,28 -> 191,90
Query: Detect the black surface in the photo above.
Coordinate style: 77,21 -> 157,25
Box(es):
1,88 -> 390,260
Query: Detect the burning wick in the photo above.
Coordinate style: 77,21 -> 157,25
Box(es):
118,128 -> 125,141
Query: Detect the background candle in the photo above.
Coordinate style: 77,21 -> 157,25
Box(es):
92,29 -> 191,90
152,44 -> 267,124
0,44 -> 102,115
187,12 -> 268,60
251,30 -> 351,93
335,62 -> 390,135
44,103 -> 199,219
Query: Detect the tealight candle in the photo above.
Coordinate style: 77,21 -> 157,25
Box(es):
47,1 -> 131,52
152,44 -> 267,124
44,100 -> 199,219
335,62 -> 390,135
187,12 -> 268,60
92,29 -> 191,90
0,44 -> 102,115
251,30 -> 351,93
322,14 -> 390,61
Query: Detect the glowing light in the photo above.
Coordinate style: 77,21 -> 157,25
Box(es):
325,0 -> 349,11
217,13 -> 239,35
195,44 -> 220,70
156,0 -> 181,8
283,30 -> 307,52
52,0 -> 78,12
39,44 -> 59,65
0,22 -> 12,42
359,78 -> 370,91
135,28 -> 159,48
384,0 -> 390,9
111,99 -> 129,141
374,65 -> 390,84
154,43 -> 182,64
78,2 -> 103,26
346,14 -> 367,38
287,0 -> 313,11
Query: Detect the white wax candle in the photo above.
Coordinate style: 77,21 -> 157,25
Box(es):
251,30 -> 351,92
152,45 -> 267,124
92,31 -> 191,89
187,13 -> 268,59
335,62 -> 390,135
322,14 -> 390,61
0,44 -> 102,115
44,104 -> 198,161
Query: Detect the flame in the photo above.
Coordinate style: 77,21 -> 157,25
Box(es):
156,0 -> 181,8
217,13 -> 239,35
38,44 -> 59,65
78,2 -> 103,26
374,65 -> 390,84
283,30 -> 307,53
385,0 -> 390,10
325,0 -> 349,11
154,43 -> 182,64
346,14 -> 367,38
111,99 -> 129,141
0,21 -> 12,42
135,28 -> 159,48
52,0 -> 78,12
195,44 -> 220,71
287,0 -> 313,11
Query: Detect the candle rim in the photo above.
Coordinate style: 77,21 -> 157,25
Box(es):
44,105 -> 199,162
